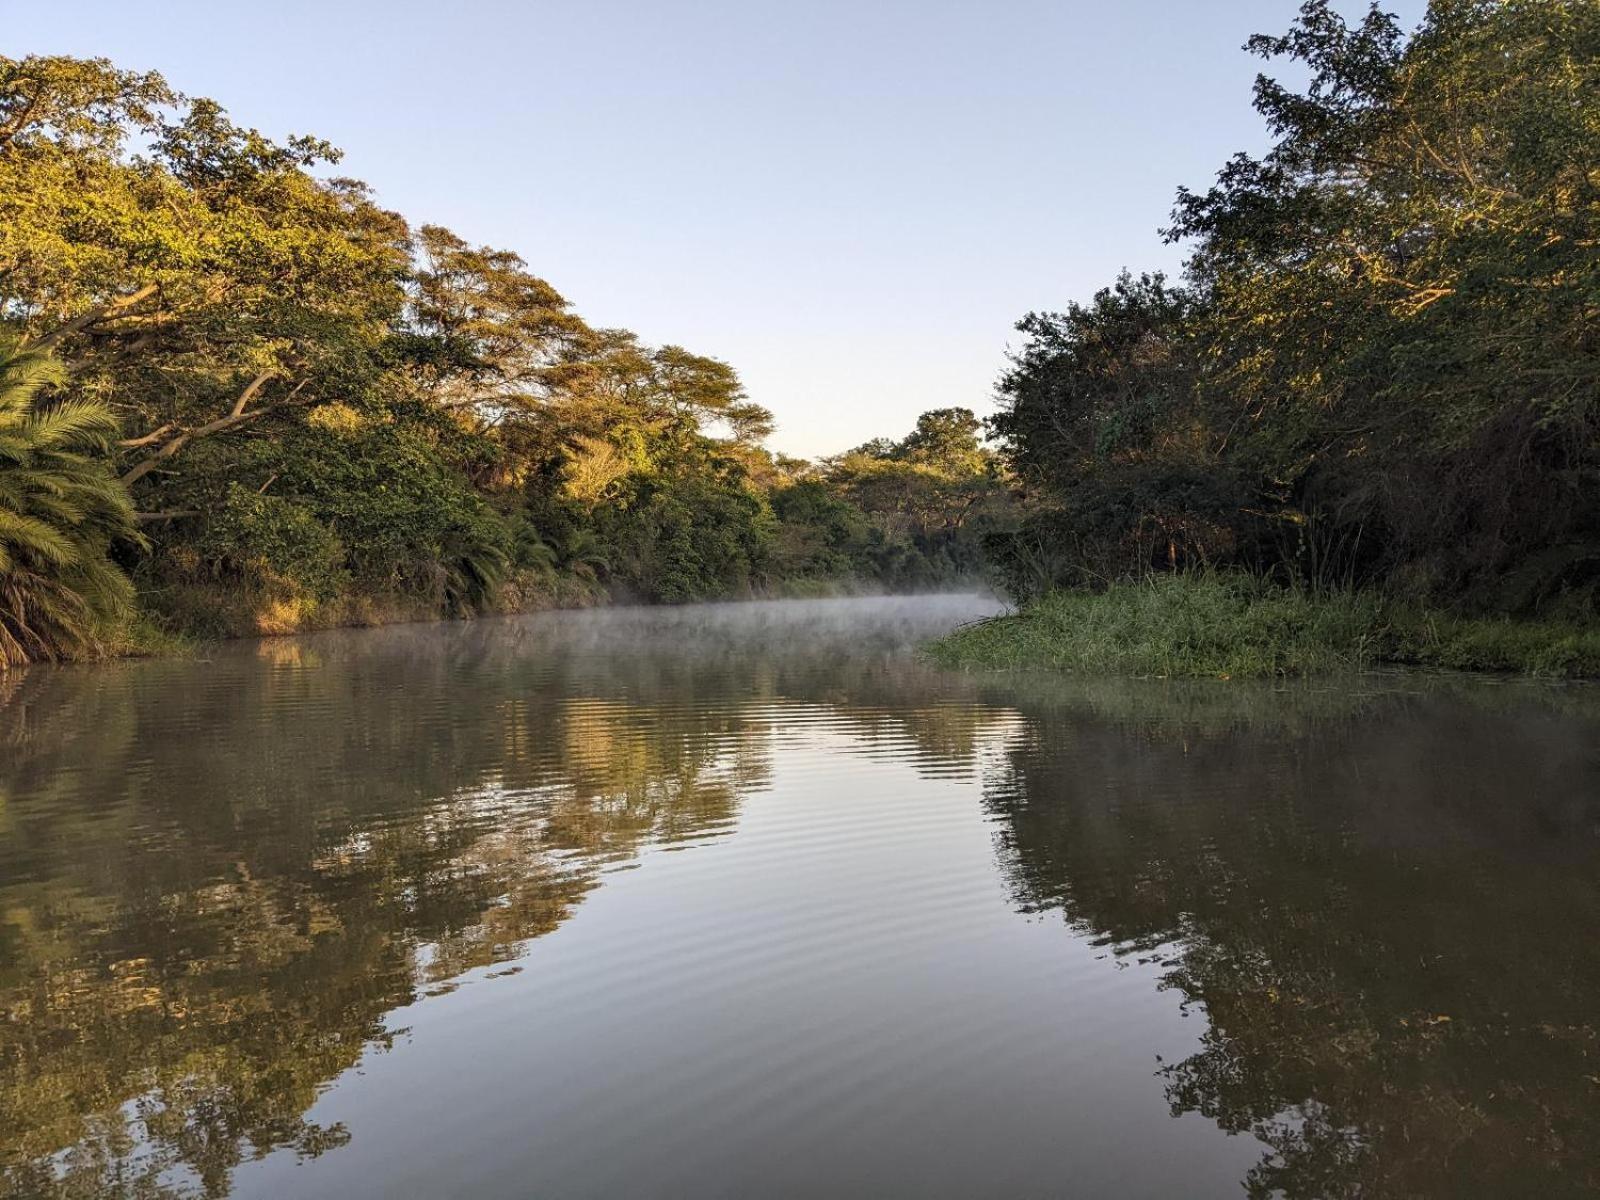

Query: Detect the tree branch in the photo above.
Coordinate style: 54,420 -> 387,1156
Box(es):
0,96 -> 40,150
134,510 -> 202,524
31,284 -> 161,351
230,370 -> 275,418
120,372 -> 305,488
119,422 -> 176,449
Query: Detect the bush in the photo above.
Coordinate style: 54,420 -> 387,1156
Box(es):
600,471 -> 775,602
197,484 -> 347,600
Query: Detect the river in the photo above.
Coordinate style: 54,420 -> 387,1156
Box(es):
2,595 -> 1597,1197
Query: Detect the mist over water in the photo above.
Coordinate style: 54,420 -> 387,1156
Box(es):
3,595 -> 1598,1198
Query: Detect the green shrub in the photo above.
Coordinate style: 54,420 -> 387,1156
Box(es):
198,484 -> 347,600
600,472 -> 775,602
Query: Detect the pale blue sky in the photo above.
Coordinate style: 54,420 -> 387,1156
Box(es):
12,1 -> 1423,456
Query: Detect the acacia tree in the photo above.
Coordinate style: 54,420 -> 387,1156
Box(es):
400,223 -> 591,422
897,407 -> 987,475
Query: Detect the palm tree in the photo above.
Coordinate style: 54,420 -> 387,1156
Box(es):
559,527 -> 611,582
0,336 -> 142,666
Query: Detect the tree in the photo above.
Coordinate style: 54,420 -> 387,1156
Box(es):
992,273 -> 1197,496
548,329 -> 773,451
987,273 -> 1253,588
1,50 -> 988,640
813,408 -> 1011,587
897,407 -> 985,474
0,57 -> 412,495
400,224 -> 589,420
1168,0 -> 1600,604
0,337 -> 139,666
992,2 -> 1600,608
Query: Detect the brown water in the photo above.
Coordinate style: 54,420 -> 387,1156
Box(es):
2,595 -> 1599,1199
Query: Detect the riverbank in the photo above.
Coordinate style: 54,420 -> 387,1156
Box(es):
926,576 -> 1600,679
88,574 -> 971,668
95,571 -> 610,665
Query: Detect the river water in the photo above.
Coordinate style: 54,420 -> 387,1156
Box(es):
2,595 -> 1598,1198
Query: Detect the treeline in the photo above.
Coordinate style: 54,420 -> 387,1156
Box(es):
987,0 -> 1599,617
0,57 -> 1011,666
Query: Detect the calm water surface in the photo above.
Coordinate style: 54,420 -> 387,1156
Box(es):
2,595 -> 1598,1198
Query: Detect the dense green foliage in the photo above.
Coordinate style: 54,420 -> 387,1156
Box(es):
989,0 -> 1599,615
8,0 -> 1592,675
778,407 -> 1012,588
0,337 -> 139,665
0,54 -> 1009,662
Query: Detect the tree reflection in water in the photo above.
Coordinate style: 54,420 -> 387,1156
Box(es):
981,676 -> 1600,1198
0,601 -> 1004,1198
4,605 -> 1598,1198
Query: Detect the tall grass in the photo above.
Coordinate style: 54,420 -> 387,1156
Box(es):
928,575 -> 1600,679
1384,607 -> 1600,677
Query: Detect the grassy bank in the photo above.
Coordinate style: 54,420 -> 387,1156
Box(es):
927,576 -> 1600,679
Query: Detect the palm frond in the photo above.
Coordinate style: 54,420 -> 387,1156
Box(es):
0,336 -> 140,666
24,399 -> 121,452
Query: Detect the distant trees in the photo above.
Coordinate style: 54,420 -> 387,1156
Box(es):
897,407 -> 987,474
991,0 -> 1600,613
771,405 -> 1011,588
